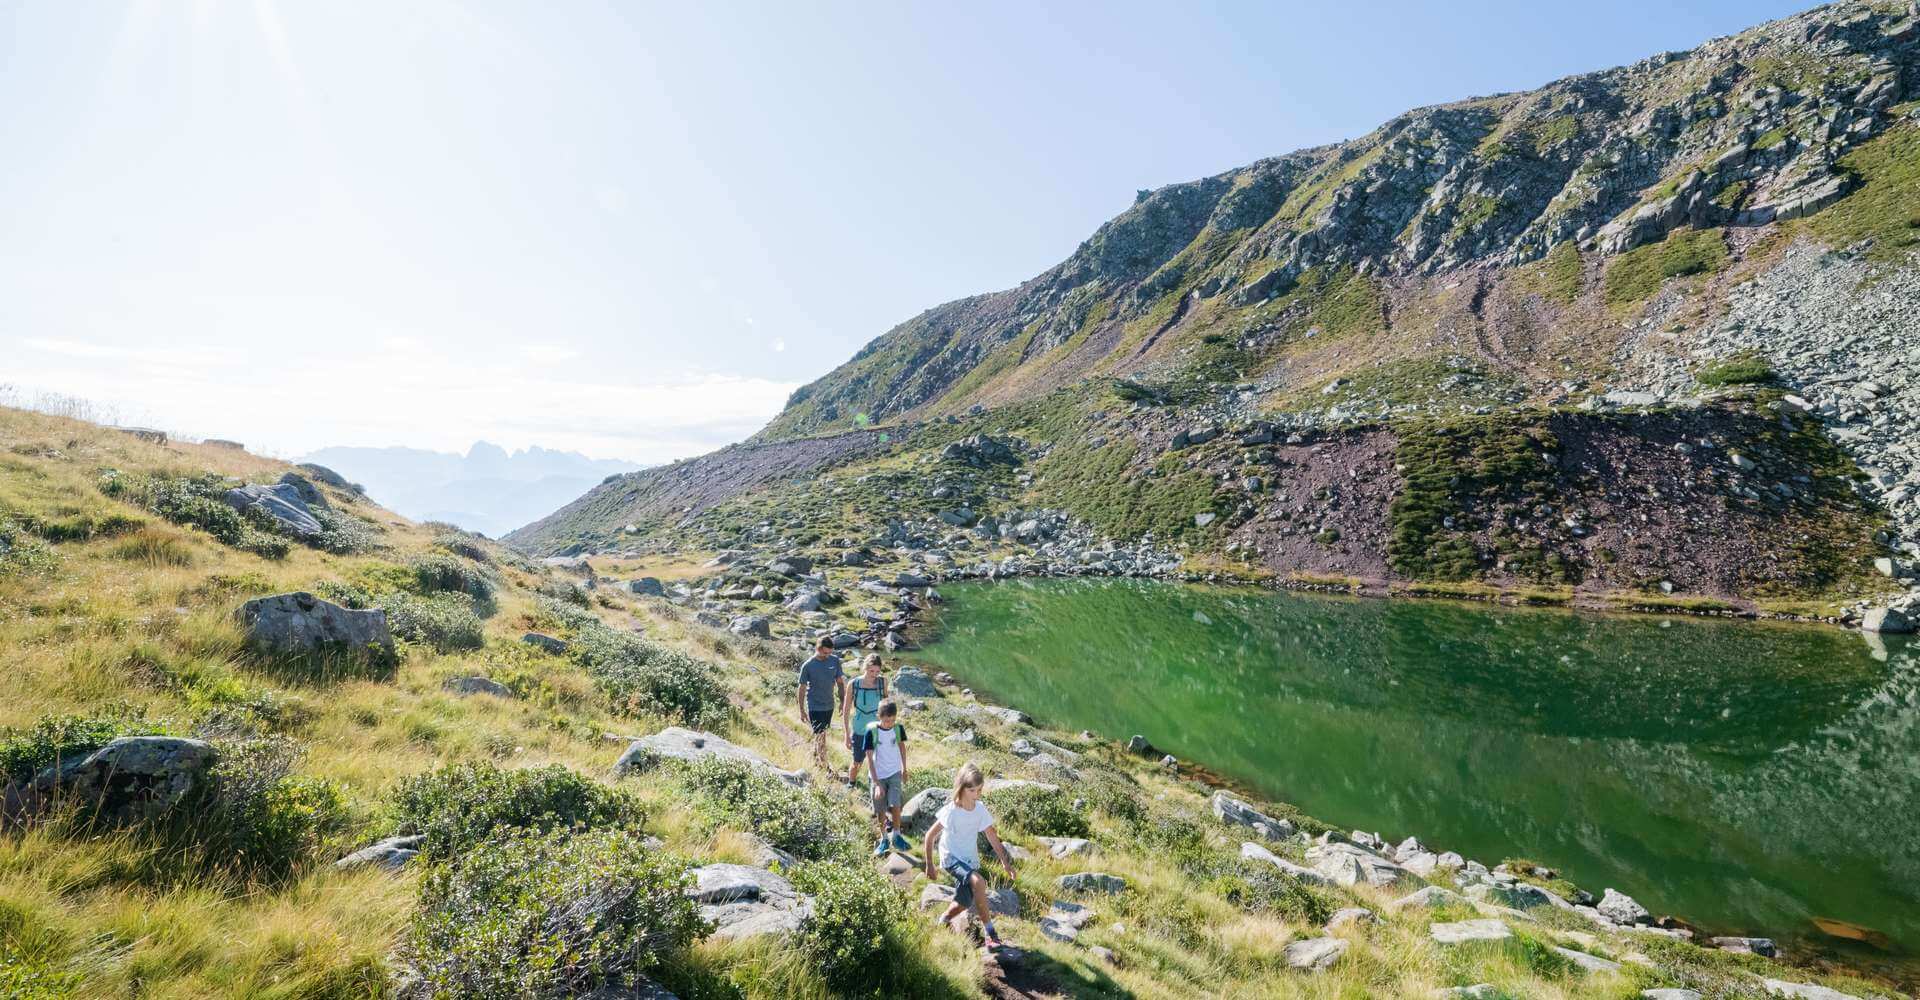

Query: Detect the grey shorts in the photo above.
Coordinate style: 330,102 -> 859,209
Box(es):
870,772 -> 904,814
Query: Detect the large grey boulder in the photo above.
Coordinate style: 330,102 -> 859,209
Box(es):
892,667 -> 940,698
1211,791 -> 1296,840
1307,841 -> 1415,888
920,882 -> 1020,918
686,863 -> 812,940
223,482 -> 324,538
628,577 -> 665,597
1391,886 -> 1466,910
613,727 -> 807,787
1552,947 -> 1622,973
1761,981 -> 1858,999
1057,872 -> 1126,895
334,834 -> 424,871
1281,936 -> 1348,971
728,615 -> 772,639
1862,607 -> 1913,634
900,787 -> 949,835
31,736 -> 215,819
1597,888 -> 1650,925
236,592 -> 394,660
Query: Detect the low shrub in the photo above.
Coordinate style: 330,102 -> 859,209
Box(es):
1188,855 -> 1335,923
0,517 -> 56,576
401,828 -> 702,1000
677,757 -> 846,861
571,628 -> 727,728
381,592 -> 487,652
311,508 -> 380,555
392,761 -> 644,863
432,531 -> 493,564
17,509 -> 144,542
408,553 -> 497,602
990,784 -> 1091,839
190,735 -> 349,879
532,596 -> 599,632
536,579 -> 591,607
791,863 -> 902,990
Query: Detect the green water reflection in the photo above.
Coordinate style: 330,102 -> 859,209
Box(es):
919,578 -> 1920,957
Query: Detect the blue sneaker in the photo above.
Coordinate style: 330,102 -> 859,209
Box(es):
873,837 -> 890,857
890,832 -> 912,852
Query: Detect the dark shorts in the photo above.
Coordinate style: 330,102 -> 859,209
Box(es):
848,730 -> 869,762
808,709 -> 834,734
943,855 -> 980,908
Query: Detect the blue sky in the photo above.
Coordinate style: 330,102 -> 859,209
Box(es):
0,0 -> 1808,461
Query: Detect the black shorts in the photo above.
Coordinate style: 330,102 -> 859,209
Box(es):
848,727 -> 870,763
808,709 -> 834,734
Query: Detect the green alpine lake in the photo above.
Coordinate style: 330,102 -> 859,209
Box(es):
917,578 -> 1920,963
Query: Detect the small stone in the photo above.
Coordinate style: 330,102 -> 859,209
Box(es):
1430,919 -> 1512,945
1325,907 -> 1376,931
1057,872 -> 1127,895
520,631 -> 568,654
443,676 -> 512,698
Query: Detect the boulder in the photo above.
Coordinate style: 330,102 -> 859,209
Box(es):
1325,907 -> 1375,931
919,882 -> 1020,918
979,705 -> 1031,726
443,676 -> 512,698
1552,947 -> 1622,973
628,577 -> 665,597
894,572 -> 932,588
1307,842 -> 1415,888
728,615 -> 772,639
295,463 -> 353,490
1464,881 -> 1566,911
1281,936 -> 1348,972
1211,791 -> 1296,840
613,727 -> 807,786
1035,837 -> 1092,859
1126,734 -> 1154,754
30,736 -> 215,820
893,667 -> 940,698
1240,842 -> 1336,887
783,590 -> 822,613
1710,936 -> 1777,957
1862,607 -> 1914,634
900,787 -> 950,835
223,482 -> 324,538
1429,919 -> 1513,945
334,834 -> 424,871
942,728 -> 976,746
1057,872 -> 1126,895
520,631 -> 568,654
686,863 -> 812,940
1597,888 -> 1650,925
275,472 -> 328,508
1038,900 -> 1094,944
236,592 -> 394,660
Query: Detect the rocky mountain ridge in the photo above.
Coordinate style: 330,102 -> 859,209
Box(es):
510,1 -> 1919,631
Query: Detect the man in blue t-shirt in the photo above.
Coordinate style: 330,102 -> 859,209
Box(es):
796,637 -> 846,776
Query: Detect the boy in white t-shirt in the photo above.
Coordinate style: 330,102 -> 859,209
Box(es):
859,699 -> 911,855
922,761 -> 1017,949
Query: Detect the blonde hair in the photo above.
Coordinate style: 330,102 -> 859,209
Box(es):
952,762 -> 985,798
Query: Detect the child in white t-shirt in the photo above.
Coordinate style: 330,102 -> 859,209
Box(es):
922,761 -> 1017,949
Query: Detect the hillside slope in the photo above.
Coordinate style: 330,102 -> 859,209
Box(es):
508,1 -> 1918,628
4,411 -> 1913,999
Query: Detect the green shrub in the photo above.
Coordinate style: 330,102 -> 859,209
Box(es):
0,518 -> 57,577
107,528 -> 195,567
432,531 -> 494,564
392,761 -> 644,863
1602,227 -> 1727,306
401,828 -> 702,1000
791,863 -> 902,990
571,628 -> 728,727
381,592 -> 487,652
311,508 -> 379,555
17,509 -> 144,543
408,553 -> 496,601
1695,352 -> 1775,388
191,735 -> 349,879
677,757 -> 846,861
990,784 -> 1090,839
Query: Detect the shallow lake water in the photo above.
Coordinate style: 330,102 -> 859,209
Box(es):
918,578 -> 1920,963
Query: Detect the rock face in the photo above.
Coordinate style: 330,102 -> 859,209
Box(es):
685,863 -> 812,940
236,592 -> 395,661
612,727 -> 807,787
223,481 -> 325,538
30,736 -> 215,820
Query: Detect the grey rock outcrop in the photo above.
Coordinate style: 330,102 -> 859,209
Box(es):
236,592 -> 394,661
612,727 -> 807,786
685,863 -> 812,940
334,834 -> 424,871
1211,791 -> 1296,840
223,482 -> 324,538
30,736 -> 215,820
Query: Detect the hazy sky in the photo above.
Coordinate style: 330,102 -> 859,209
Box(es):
1,0 -> 1806,462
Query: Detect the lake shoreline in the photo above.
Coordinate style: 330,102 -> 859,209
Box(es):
909,576 -> 1919,992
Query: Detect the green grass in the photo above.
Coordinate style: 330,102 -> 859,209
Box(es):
1522,241 -> 1584,304
1695,352 -> 1775,389
1803,123 -> 1920,264
1388,416 -> 1563,583
1602,227 -> 1728,307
